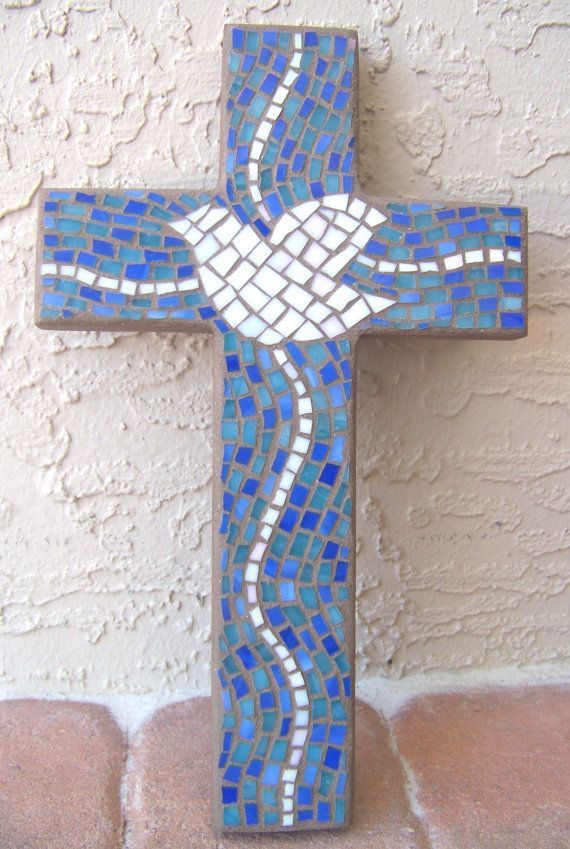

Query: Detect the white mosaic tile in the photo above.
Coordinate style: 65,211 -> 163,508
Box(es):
77,268 -> 96,284
283,282 -> 313,311
260,299 -> 286,324
256,121 -> 272,141
466,250 -> 484,264
321,315 -> 345,338
241,282 -> 270,311
194,233 -> 219,264
100,276 -> 118,289
352,225 -> 372,248
177,278 -> 199,292
238,315 -> 267,338
364,293 -> 395,312
306,301 -> 331,323
284,231 -> 309,255
170,219 -> 191,235
303,243 -> 329,268
327,286 -> 358,311
270,214 -> 300,245
199,266 -> 225,295
323,193 -> 349,211
214,215 -> 242,245
185,227 -> 204,246
275,307 -> 304,335
285,260 -> 312,284
267,250 -> 293,272
302,214 -> 328,240
210,246 -> 240,276
258,327 -> 282,345
444,253 -> 464,270
249,242 -> 273,266
286,453 -> 303,472
255,266 -> 288,295
311,273 -> 335,297
199,207 -> 228,231
187,203 -> 210,223
291,200 -> 320,221
335,212 -> 359,233
213,286 -> 236,310
321,226 -> 346,250
348,197 -> 366,218
364,207 -> 387,226
283,69 -> 298,87
321,245 -> 358,276
273,85 -> 289,104
341,299 -> 370,328
227,261 -> 256,289
223,299 -> 249,328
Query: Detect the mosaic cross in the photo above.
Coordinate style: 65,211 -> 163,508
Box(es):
36,24 -> 527,834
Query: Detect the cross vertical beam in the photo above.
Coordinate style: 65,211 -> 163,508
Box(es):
36,24 -> 527,834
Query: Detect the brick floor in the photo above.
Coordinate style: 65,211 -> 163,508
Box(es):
126,697 -> 430,848
392,685 -> 570,849
0,699 -> 125,849
1,685 -> 569,849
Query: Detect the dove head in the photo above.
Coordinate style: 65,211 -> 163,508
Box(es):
169,193 -> 396,346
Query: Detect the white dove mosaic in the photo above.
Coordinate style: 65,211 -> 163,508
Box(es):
170,194 -> 395,343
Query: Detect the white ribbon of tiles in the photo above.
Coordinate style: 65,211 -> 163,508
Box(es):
244,345 -> 314,827
246,31 -> 306,222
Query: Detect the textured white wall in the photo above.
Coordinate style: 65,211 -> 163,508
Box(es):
1,0 -> 568,696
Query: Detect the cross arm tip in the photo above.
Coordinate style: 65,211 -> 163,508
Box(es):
349,193 -> 528,340
35,186 -> 222,333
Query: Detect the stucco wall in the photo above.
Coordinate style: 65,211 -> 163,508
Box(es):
1,0 -> 568,696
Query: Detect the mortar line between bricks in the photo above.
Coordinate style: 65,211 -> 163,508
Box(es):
121,730 -> 135,849
383,711 -> 435,849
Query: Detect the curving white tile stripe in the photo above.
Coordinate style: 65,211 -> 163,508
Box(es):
242,345 -> 314,827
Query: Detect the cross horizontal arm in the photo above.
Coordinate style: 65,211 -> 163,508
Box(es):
37,188 -> 526,339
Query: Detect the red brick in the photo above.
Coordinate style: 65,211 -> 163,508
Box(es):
127,696 -> 429,848
0,699 -> 125,849
393,685 -> 570,849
